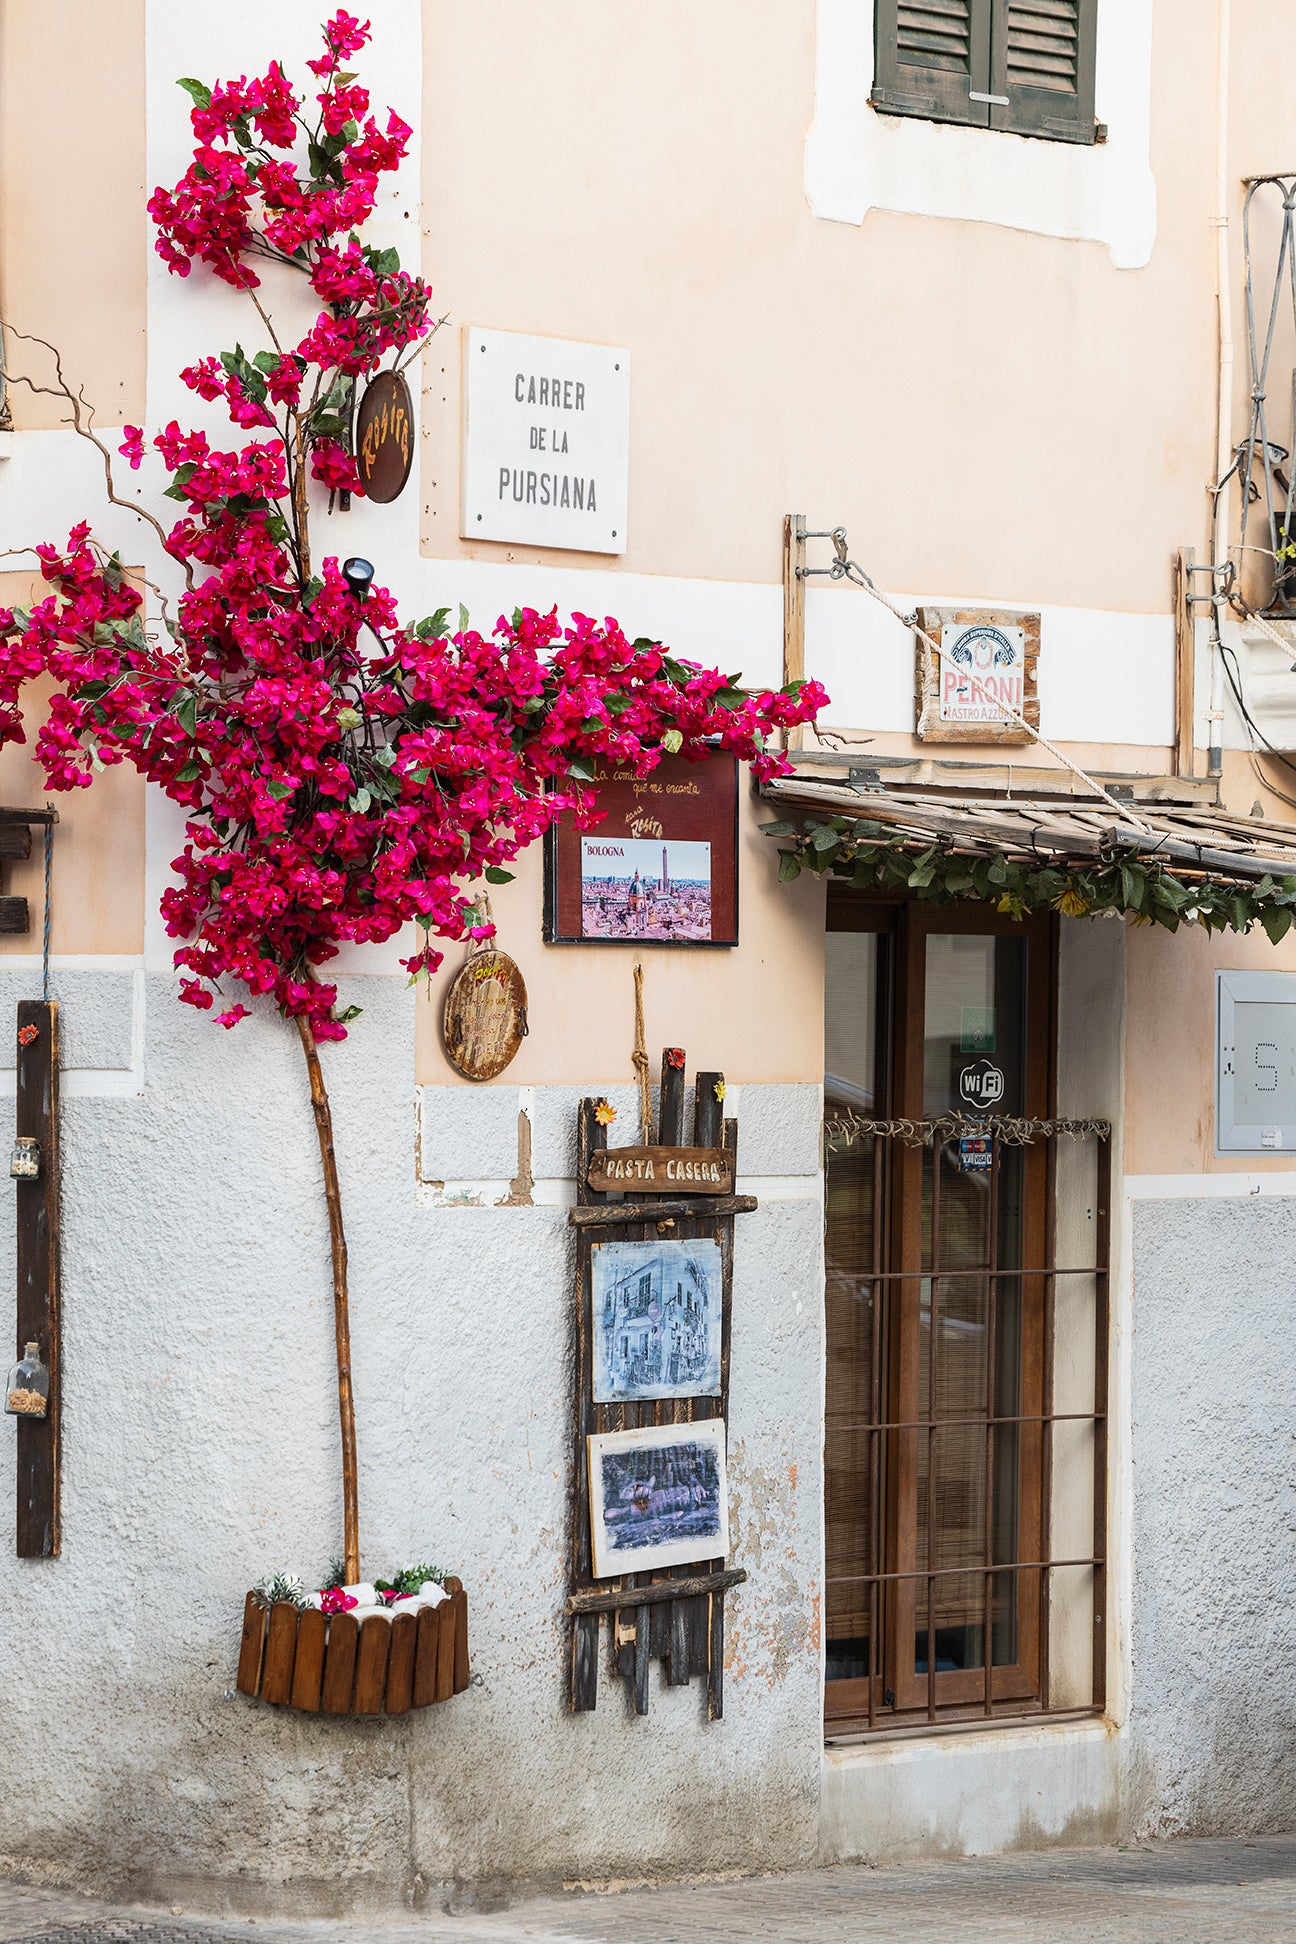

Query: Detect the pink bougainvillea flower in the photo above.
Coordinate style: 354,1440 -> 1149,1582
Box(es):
119,426 -> 145,471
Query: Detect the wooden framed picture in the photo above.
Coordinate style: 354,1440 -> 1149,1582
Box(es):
587,1419 -> 729,1579
591,1237 -> 723,1404
914,607 -> 1041,745
544,753 -> 739,946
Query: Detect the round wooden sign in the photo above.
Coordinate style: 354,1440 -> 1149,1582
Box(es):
442,949 -> 529,1081
355,369 -> 414,503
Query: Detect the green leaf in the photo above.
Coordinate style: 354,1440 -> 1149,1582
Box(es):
458,603 -> 470,634
334,1005 -> 364,1025
662,729 -> 684,754
484,866 -> 515,884
349,787 -> 372,813
415,608 -> 452,641
778,851 -> 803,883
760,820 -> 797,838
176,76 -> 212,110
567,754 -> 596,782
810,825 -> 841,853
987,856 -> 1009,886
175,760 -> 203,783
265,780 -> 295,802
1263,906 -> 1293,945
1229,891 -> 1251,933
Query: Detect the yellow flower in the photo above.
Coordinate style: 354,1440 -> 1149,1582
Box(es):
713,1081 -> 726,1103
1054,888 -> 1091,918
996,894 -> 1025,919
594,1099 -> 617,1125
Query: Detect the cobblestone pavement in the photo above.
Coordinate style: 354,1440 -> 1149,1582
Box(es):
5,1837 -> 1296,1943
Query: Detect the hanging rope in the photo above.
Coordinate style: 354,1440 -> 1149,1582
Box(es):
41,815 -> 52,1003
631,961 -> 652,1142
803,530 -> 1155,836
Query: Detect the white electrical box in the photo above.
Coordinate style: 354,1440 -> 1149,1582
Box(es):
1216,969 -> 1296,1154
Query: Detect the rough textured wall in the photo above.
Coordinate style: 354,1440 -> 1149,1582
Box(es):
1128,1196 -> 1296,1836
0,973 -> 824,1913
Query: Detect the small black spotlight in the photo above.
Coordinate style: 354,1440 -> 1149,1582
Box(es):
341,556 -> 375,601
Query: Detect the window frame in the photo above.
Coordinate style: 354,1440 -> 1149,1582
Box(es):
823,891 -> 1109,1738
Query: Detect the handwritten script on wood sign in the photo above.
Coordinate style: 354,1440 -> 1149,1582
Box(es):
586,1145 -> 733,1196
356,369 -> 414,504
442,949 -> 528,1081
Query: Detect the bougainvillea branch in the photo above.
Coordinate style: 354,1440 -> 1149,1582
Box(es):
0,16 -> 825,1584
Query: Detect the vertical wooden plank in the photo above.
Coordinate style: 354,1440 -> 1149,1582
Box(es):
783,514 -> 807,753
668,1599 -> 690,1685
452,1587 -> 471,1693
570,1098 -> 604,1711
633,1603 -> 651,1716
15,999 -> 60,1558
658,1047 -> 687,1146
386,1611 -> 417,1715
412,1603 -> 441,1708
1174,548 -> 1196,780
320,1610 -> 359,1714
353,1613 -> 392,1714
236,1591 -> 268,1698
693,1071 -> 724,1149
291,1606 -> 327,1712
259,1601 -> 300,1706
435,1593 -> 456,1702
706,1588 -> 725,1721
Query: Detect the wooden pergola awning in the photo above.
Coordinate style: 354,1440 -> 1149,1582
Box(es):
761,773 -> 1296,888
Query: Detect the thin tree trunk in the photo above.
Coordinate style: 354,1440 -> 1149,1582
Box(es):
296,1013 -> 359,1584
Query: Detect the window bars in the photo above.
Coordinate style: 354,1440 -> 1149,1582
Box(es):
823,1116 -> 1110,1737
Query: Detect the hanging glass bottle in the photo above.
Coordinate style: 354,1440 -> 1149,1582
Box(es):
5,1342 -> 49,1419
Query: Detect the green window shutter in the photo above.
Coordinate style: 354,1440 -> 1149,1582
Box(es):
873,0 -> 994,130
989,0 -> 1098,144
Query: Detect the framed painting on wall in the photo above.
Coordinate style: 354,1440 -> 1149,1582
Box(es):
587,1419 -> 730,1579
543,753 -> 739,946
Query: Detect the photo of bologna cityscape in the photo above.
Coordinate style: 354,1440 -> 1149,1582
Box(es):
579,836 -> 712,940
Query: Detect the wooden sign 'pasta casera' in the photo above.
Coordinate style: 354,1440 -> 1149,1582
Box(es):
442,948 -> 529,1081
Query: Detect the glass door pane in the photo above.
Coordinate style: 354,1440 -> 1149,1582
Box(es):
914,933 -> 1027,1681
824,927 -> 883,1689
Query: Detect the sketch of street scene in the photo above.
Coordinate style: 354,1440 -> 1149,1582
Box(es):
587,1420 -> 729,1577
591,1238 -> 722,1403
579,836 -> 712,940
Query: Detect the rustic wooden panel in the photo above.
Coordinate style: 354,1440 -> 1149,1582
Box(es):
706,1590 -> 725,1721
0,826 -> 32,861
0,897 -> 30,936
914,606 -> 1040,746
412,1604 -> 440,1708
386,1612 -> 417,1715
442,949 -> 528,1081
320,1610 -> 359,1714
586,1144 -> 732,1196
260,1601 -> 300,1706
291,1606 -> 327,1712
16,999 -> 59,1558
236,1591 -> 268,1697
353,1613 -> 392,1714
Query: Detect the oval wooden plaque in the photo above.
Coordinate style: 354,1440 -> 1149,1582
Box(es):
356,369 -> 414,503
443,949 -> 528,1081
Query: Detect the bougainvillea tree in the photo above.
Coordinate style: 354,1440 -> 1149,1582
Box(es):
0,16 -> 824,1582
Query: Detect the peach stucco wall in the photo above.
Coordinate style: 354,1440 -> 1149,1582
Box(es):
0,0 -> 147,432
415,782 -> 826,1087
419,0 -> 1223,615
0,572 -> 144,957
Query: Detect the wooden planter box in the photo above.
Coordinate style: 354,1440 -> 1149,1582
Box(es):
236,1576 -> 470,1715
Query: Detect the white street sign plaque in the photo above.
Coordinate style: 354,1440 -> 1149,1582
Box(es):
461,327 -> 629,554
